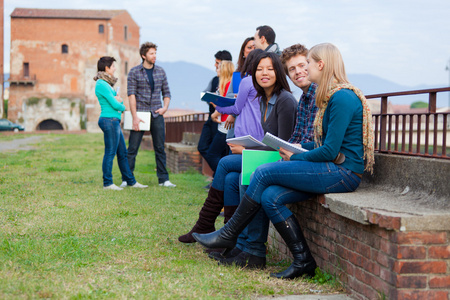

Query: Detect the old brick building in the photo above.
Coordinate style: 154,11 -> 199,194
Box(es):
8,8 -> 140,132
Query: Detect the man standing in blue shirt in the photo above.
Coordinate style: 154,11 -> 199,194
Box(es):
122,42 -> 176,188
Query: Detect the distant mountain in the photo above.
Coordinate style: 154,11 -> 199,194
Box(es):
348,73 -> 448,107
159,61 -> 449,110
4,64 -> 449,110
158,61 -> 215,112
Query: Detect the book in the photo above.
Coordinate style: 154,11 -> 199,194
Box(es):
123,111 -> 151,131
200,92 -> 235,107
226,135 -> 265,148
241,150 -> 281,185
261,132 -> 308,154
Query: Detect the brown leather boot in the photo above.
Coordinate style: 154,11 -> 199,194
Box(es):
178,187 -> 224,243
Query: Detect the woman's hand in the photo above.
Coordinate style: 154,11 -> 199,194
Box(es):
278,147 -> 294,161
224,115 -> 235,129
228,143 -> 245,154
211,110 -> 221,123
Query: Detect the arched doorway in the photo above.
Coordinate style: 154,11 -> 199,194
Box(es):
37,119 -> 64,130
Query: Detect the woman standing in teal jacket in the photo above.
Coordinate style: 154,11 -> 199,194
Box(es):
95,56 -> 147,190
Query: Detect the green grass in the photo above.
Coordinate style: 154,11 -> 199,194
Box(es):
0,133 -> 343,299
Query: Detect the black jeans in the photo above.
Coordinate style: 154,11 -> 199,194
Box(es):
197,118 -> 228,173
125,114 -> 169,184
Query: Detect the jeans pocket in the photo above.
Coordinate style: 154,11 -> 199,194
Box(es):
325,179 -> 353,193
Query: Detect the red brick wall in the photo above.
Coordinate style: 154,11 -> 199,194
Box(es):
268,198 -> 450,300
8,11 -> 140,131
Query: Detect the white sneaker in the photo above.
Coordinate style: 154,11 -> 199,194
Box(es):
119,181 -> 127,188
131,182 -> 148,188
159,180 -> 176,187
104,184 -> 123,191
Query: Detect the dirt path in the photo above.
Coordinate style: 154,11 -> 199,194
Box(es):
0,136 -> 44,152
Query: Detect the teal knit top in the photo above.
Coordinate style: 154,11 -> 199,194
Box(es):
95,79 -> 125,119
292,89 -> 365,174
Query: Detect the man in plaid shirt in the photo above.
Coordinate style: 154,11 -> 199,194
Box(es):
121,42 -> 176,188
282,44 -> 318,144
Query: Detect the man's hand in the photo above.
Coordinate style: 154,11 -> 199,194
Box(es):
132,116 -> 144,131
224,115 -> 235,129
228,143 -> 245,154
211,110 -> 221,123
155,107 -> 168,115
279,147 -> 294,161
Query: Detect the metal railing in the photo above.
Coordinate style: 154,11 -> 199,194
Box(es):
368,87 -> 450,159
164,87 -> 450,159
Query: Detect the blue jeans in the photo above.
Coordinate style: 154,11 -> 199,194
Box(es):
126,114 -> 169,184
211,155 -> 242,207
245,161 -> 361,224
98,117 -> 136,187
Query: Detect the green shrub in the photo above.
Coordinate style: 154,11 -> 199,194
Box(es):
27,97 -> 41,106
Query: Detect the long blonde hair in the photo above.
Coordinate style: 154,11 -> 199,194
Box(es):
218,61 -> 235,96
308,43 -> 349,108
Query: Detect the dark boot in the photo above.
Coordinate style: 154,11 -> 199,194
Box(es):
270,215 -> 317,279
178,187 -> 224,243
192,194 -> 260,255
208,247 -> 242,261
223,205 -> 238,224
219,251 -> 266,269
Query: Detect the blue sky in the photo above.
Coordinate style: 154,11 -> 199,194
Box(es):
4,0 -> 450,87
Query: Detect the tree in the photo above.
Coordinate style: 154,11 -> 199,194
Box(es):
410,101 -> 428,109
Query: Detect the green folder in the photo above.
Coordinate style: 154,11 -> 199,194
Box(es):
241,150 -> 281,185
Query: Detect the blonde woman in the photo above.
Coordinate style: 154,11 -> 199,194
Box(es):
212,60 -> 235,134
194,43 -> 374,280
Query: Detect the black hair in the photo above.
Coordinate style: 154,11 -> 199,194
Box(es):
214,50 -> 232,61
97,56 -> 116,71
240,49 -> 264,78
256,25 -> 276,45
251,52 -> 291,103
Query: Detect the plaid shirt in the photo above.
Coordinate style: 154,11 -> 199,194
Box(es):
127,64 -> 171,115
288,82 -> 318,144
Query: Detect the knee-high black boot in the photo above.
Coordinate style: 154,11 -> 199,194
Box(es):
270,215 -> 317,279
192,194 -> 260,255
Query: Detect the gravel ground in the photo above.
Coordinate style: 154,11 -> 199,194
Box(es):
0,135 -> 44,152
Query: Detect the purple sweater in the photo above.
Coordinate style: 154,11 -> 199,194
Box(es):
216,76 -> 264,141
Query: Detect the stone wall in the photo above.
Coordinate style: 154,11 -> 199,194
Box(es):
267,154 -> 450,300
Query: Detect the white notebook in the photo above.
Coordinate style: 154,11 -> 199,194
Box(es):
123,111 -> 151,131
261,132 -> 308,154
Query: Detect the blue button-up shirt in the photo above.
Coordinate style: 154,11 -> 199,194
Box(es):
288,82 -> 318,144
127,64 -> 171,116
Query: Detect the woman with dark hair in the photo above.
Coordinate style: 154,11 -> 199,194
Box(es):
236,37 -> 255,72
193,43 -> 374,279
95,56 -> 147,190
212,49 -> 264,141
178,52 -> 297,253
